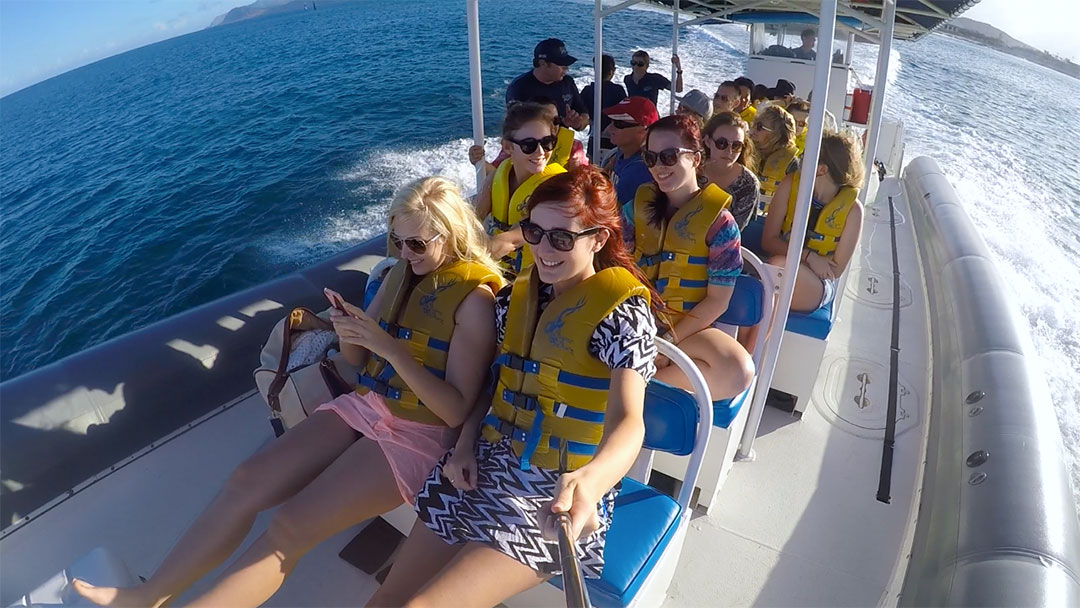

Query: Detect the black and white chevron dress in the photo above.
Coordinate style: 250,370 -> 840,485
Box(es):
414,283 -> 657,578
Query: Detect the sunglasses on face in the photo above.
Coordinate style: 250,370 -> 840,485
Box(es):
390,232 -> 442,255
520,220 -> 601,252
642,147 -> 697,168
714,94 -> 732,102
630,60 -> 646,67
611,119 -> 640,129
753,122 -> 773,132
509,135 -> 557,155
711,136 -> 744,153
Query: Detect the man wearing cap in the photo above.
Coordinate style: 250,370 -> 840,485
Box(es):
769,79 -> 796,105
600,96 -> 658,205
623,50 -> 684,106
792,28 -> 817,60
675,89 -> 713,126
506,38 -> 590,130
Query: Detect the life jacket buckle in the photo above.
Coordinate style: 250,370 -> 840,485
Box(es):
502,388 -> 538,411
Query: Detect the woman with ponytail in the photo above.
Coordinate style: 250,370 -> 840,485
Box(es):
370,166 -> 660,606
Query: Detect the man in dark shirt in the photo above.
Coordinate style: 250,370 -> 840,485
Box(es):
505,38 -> 589,130
792,28 -> 817,60
623,50 -> 683,106
580,54 -> 626,156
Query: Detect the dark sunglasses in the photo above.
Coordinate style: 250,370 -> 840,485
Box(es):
752,122 -> 773,132
611,119 -> 640,129
710,137 -> 744,153
520,220 -> 601,252
390,232 -> 442,254
630,60 -> 646,67
509,135 -> 558,155
642,147 -> 697,168
714,94 -> 732,102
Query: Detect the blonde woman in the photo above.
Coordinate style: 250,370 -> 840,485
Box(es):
74,177 -> 503,608
751,105 -> 799,208
762,132 -> 864,311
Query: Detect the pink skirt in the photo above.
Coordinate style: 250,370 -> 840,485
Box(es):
316,391 -> 458,504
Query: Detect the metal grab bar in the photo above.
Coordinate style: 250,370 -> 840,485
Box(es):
556,512 -> 592,608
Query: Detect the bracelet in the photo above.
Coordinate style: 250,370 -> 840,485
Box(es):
676,70 -> 683,74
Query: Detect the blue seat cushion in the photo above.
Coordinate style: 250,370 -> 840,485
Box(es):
740,215 -> 767,258
785,297 -> 835,339
715,274 -> 764,327
642,381 -> 698,456
588,477 -> 682,607
713,383 -> 752,428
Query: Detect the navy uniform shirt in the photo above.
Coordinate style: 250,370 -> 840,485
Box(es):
505,71 -> 588,118
581,80 -> 627,151
623,72 -> 671,105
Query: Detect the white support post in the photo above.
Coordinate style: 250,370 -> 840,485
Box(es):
670,0 -> 679,115
738,0 -> 837,460
466,0 -> 485,189
593,0 -> 604,161
846,31 -> 855,64
862,0 -> 896,193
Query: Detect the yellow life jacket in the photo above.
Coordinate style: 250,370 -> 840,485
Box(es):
489,160 -> 566,274
757,144 -> 799,211
631,183 -> 732,313
481,266 -> 648,471
551,126 -> 576,167
781,173 -> 859,257
357,258 -> 503,425
740,105 -> 757,125
794,127 -> 807,156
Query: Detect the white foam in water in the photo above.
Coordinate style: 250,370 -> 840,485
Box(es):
324,19 -> 1080,505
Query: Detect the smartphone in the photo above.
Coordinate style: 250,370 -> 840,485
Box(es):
323,288 -> 348,314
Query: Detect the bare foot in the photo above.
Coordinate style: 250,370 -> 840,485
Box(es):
71,579 -> 157,607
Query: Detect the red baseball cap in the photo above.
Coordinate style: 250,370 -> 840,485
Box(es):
603,96 -> 658,126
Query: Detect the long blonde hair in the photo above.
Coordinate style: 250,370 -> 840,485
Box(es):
754,105 -> 796,172
387,177 -> 503,279
819,132 -> 864,189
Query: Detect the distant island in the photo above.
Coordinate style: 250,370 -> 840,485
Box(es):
939,17 -> 1079,81
208,0 -> 347,28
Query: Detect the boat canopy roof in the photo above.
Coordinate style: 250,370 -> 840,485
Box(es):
649,0 -> 979,41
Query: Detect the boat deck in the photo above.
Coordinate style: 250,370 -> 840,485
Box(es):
1,181 -> 932,608
666,179 -> 930,606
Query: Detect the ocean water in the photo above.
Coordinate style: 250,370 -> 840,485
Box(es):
2,0 -> 1078,501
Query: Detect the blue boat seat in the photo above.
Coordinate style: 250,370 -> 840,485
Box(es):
646,378 -> 750,431
715,273 -> 765,327
587,478 -> 681,607
785,297 -> 835,339
550,376 -> 702,606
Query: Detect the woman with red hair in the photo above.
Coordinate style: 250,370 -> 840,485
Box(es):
626,114 -> 754,402
370,166 -> 661,606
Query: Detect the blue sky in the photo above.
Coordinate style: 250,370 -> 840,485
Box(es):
1,0 -> 1077,97
1,0 -> 236,97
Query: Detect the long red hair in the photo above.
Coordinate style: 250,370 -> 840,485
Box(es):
526,166 -> 668,321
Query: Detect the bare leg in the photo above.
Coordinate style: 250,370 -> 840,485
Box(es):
72,410 -> 358,607
768,255 -> 826,312
403,543 -> 548,608
185,437 -> 402,608
366,519 -> 464,607
655,328 -> 754,400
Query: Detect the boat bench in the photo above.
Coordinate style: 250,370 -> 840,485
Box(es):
741,216 -> 838,413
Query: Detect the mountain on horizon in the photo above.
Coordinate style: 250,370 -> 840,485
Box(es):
208,0 -> 341,28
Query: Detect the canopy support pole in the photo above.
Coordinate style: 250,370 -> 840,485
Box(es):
846,31 -> 855,64
592,0 -> 604,161
466,0 -> 485,188
738,0 -> 837,460
862,0 -> 896,192
670,0 -> 679,115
